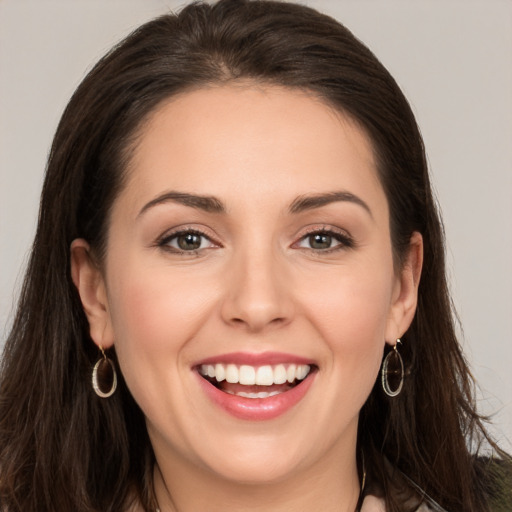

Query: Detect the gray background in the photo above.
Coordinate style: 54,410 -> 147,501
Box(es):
1,0 -> 511,447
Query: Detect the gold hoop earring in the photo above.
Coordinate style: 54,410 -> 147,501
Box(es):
381,338 -> 404,397
92,347 -> 117,398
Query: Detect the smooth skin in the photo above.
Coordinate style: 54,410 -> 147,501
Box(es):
71,84 -> 423,512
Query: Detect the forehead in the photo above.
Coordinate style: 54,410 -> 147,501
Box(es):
120,84 -> 385,217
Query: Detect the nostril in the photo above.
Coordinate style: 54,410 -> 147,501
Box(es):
227,315 -> 287,332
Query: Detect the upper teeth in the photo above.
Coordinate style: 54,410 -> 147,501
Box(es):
199,363 -> 311,386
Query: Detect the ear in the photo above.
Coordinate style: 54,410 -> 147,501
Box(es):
70,239 -> 115,349
385,231 -> 423,344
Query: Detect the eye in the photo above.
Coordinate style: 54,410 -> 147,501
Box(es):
301,233 -> 338,250
159,229 -> 216,253
296,229 -> 353,252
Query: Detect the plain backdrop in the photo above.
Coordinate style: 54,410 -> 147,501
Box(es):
1,0 -> 511,447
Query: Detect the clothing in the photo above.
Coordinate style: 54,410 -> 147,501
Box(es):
360,495 -> 432,511
360,496 -> 386,511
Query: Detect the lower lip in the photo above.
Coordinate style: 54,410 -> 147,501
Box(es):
196,371 -> 316,421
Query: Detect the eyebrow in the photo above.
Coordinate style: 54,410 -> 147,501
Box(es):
138,189 -> 372,219
289,191 -> 373,218
138,191 -> 225,217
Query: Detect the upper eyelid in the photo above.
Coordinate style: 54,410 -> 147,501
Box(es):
155,224 -> 353,248
295,225 -> 352,239
292,226 -> 355,250
157,229 -> 220,255
158,225 -> 220,243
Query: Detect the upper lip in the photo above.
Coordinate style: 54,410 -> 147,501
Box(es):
194,351 -> 316,367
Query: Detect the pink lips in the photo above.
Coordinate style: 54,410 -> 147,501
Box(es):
194,352 -> 316,421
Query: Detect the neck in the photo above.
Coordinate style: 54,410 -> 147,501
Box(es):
152,443 -> 361,512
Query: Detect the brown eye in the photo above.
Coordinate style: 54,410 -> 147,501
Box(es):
160,230 -> 215,252
296,229 -> 354,252
177,233 -> 203,251
308,233 -> 333,250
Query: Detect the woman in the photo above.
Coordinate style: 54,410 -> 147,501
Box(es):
0,0 -> 510,510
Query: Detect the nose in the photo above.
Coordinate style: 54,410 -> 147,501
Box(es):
220,246 -> 294,333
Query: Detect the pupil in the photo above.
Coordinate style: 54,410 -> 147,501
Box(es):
310,234 -> 331,249
178,233 -> 201,250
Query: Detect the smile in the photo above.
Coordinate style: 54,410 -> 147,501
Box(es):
199,363 -> 311,397
195,354 -> 317,420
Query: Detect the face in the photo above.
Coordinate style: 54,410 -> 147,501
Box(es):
73,84 -> 420,487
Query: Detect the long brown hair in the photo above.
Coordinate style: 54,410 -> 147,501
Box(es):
0,1 -> 509,511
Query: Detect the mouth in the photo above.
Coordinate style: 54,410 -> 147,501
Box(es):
194,357 -> 318,420
198,363 -> 314,398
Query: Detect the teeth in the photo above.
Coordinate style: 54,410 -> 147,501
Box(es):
255,366 -> 273,385
287,364 -> 296,383
273,364 -> 287,384
297,364 -> 309,380
225,364 -> 238,384
225,390 -> 282,398
215,363 -> 225,382
200,363 -> 311,386
239,365 -> 256,385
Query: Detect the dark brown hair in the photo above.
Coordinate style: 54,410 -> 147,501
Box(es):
0,1 -> 509,511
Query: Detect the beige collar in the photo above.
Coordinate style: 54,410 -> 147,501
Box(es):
360,495 -> 432,512
360,495 -> 386,512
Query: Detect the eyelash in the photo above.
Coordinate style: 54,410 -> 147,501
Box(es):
157,228 -> 219,255
156,226 -> 354,255
294,226 -> 354,253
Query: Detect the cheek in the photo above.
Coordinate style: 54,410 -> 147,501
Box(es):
299,261 -> 394,391
107,262 -> 211,345
304,266 -> 393,343
104,263 -> 214,399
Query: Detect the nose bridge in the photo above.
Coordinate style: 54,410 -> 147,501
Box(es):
221,237 -> 293,332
